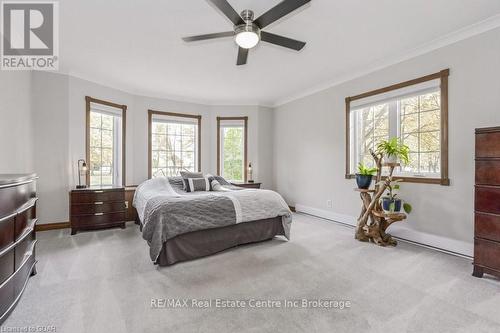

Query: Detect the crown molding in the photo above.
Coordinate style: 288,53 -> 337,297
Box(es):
272,13 -> 500,107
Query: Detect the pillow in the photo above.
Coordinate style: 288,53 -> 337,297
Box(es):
186,177 -> 210,192
180,171 -> 204,190
210,179 -> 232,192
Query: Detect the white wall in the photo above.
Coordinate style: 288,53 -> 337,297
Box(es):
28,73 -> 273,224
273,27 -> 500,255
0,71 -> 33,173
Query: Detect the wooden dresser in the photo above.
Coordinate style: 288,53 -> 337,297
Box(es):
70,186 -> 126,235
0,174 -> 37,324
473,126 -> 500,279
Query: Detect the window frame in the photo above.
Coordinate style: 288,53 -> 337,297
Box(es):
148,110 -> 202,179
217,116 -> 248,182
345,69 -> 450,185
85,96 -> 127,187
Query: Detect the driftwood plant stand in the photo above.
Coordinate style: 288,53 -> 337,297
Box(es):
354,150 -> 407,246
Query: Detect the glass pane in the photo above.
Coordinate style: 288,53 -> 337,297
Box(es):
182,135 -> 194,151
420,131 -> 440,152
90,175 -> 100,186
152,134 -> 167,150
420,92 -> 440,111
158,151 -> 167,167
90,112 -> 101,128
101,130 -> 113,148
101,148 -> 113,167
420,110 -> 440,132
419,152 -> 440,173
401,133 -> 418,152
168,123 -> 181,136
90,128 -> 101,148
90,147 -> 101,170
173,136 -> 182,152
222,127 -> 244,181
101,114 -> 113,130
402,152 -> 419,173
400,97 -> 418,115
152,151 -> 160,168
182,124 -> 195,136
401,113 -> 418,133
182,151 -> 194,170
153,122 -> 166,134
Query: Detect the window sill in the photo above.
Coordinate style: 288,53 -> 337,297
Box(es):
345,174 -> 450,186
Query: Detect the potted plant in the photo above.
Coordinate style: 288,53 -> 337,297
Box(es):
376,137 -> 410,165
380,180 -> 412,214
355,163 -> 378,189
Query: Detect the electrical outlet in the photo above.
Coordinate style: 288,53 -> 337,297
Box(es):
326,199 -> 333,208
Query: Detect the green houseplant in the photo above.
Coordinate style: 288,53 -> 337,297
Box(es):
355,163 -> 378,189
379,179 -> 412,214
376,137 -> 410,165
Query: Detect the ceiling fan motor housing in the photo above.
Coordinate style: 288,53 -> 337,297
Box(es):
240,9 -> 254,22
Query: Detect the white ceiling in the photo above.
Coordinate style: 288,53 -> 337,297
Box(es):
59,0 -> 500,106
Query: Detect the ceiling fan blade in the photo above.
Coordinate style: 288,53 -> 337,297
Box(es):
260,31 -> 306,51
207,0 -> 244,26
236,47 -> 248,66
182,31 -> 234,42
254,0 -> 311,29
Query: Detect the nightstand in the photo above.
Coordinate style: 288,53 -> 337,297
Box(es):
70,186 -> 126,235
231,182 -> 262,189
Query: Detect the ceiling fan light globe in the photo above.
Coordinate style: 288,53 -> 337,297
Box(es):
235,31 -> 259,49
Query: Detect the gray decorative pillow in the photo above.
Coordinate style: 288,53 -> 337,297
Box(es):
180,171 -> 204,190
186,178 -> 210,192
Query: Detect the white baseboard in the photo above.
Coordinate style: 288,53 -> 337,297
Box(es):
295,204 -> 473,258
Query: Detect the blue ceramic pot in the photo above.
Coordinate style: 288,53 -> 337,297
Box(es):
381,197 -> 402,212
355,174 -> 373,189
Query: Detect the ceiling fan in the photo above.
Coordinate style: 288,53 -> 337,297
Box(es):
182,0 -> 311,65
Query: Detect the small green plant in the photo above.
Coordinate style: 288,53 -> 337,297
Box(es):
378,179 -> 412,214
357,163 -> 378,176
376,137 -> 410,165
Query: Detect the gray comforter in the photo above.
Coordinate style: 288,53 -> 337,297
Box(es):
134,177 -> 292,261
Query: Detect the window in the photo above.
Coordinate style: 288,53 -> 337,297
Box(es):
86,96 -> 126,186
217,117 -> 248,182
148,110 -> 201,178
346,69 -> 449,185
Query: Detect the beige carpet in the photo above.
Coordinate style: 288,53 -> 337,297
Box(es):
3,213 -> 500,332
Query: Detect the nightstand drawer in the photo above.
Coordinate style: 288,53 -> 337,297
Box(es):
71,190 -> 124,203
71,201 -> 126,215
71,212 -> 126,227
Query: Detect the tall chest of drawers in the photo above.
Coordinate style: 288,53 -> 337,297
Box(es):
0,174 -> 37,324
70,187 -> 126,235
473,126 -> 500,279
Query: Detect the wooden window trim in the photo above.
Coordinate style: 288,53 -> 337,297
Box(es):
85,96 -> 127,186
217,116 -> 248,182
148,110 -> 202,179
345,69 -> 450,185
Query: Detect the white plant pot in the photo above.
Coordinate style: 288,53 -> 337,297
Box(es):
384,155 -> 398,164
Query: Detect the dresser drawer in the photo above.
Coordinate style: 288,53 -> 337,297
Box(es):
475,212 -> 500,242
15,203 -> 35,241
71,190 -> 124,204
476,132 -> 500,158
0,215 -> 14,253
0,180 -> 35,219
475,160 -> 500,185
474,238 -> 500,270
15,232 -> 35,270
13,248 -> 36,296
0,272 -> 14,317
0,248 -> 14,285
475,186 -> 500,215
71,202 -> 126,215
71,212 -> 126,227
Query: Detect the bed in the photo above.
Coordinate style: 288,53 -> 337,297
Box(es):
133,176 -> 292,266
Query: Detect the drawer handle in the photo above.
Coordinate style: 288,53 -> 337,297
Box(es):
94,202 -> 103,205
94,190 -> 104,193
94,213 -> 104,216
